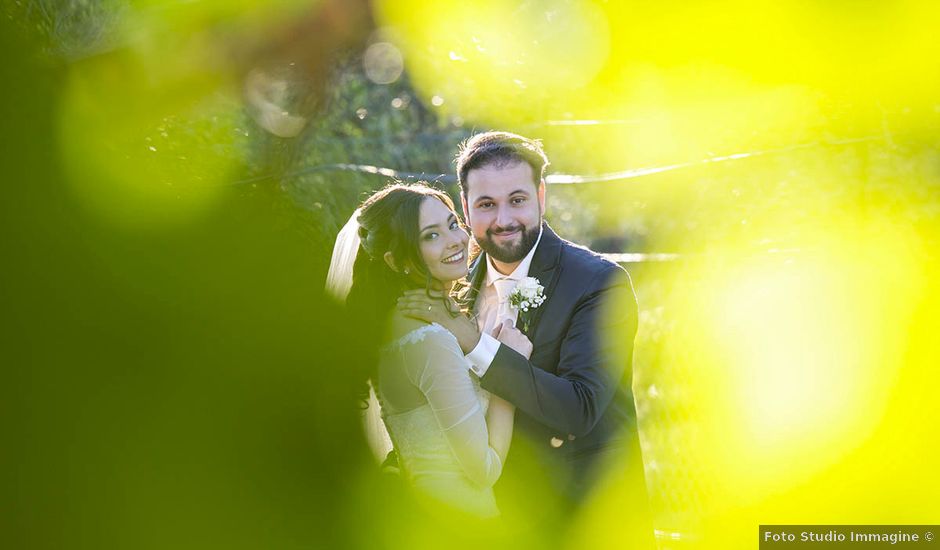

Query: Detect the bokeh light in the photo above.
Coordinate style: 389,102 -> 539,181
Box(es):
364,41 -> 404,85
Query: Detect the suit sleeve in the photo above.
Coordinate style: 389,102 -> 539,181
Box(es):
480,266 -> 638,437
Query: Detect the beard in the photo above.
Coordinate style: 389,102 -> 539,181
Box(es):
478,222 -> 541,264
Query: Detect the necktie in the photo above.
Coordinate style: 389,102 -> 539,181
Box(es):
492,278 -> 517,327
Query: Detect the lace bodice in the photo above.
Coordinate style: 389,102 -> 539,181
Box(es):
376,323 -> 500,516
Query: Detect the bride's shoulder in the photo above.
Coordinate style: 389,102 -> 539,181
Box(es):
388,311 -> 427,340
385,312 -> 453,349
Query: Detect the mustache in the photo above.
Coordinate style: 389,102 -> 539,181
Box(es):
486,225 -> 524,237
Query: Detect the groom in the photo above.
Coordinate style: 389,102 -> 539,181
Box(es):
401,132 -> 652,540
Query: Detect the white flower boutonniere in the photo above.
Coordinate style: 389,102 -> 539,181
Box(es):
508,276 -> 545,332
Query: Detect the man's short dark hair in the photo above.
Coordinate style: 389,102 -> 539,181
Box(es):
454,131 -> 550,197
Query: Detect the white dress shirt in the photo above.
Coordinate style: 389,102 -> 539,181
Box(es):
466,228 -> 543,377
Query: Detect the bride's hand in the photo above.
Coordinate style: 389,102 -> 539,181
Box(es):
491,319 -> 533,359
396,289 -> 462,325
397,289 -> 481,354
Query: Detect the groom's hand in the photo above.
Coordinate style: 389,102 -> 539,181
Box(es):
396,290 -> 481,354
492,319 -> 533,359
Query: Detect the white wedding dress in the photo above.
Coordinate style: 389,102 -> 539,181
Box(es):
376,323 -> 502,518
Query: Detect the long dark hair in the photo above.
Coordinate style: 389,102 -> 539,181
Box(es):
345,183 -> 465,400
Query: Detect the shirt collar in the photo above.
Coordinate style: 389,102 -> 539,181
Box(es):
484,225 -> 543,287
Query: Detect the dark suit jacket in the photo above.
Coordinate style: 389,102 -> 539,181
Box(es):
469,223 -> 652,521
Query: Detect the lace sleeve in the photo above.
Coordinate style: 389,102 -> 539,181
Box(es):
401,325 -> 503,488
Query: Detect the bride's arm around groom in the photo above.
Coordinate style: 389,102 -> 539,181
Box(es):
391,316 -> 511,489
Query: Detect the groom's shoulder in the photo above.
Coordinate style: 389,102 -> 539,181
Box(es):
553,234 -> 634,299
557,235 -> 623,277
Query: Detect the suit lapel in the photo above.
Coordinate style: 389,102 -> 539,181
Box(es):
466,252 -> 487,314
520,223 -> 563,339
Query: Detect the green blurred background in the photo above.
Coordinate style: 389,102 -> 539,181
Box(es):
2,1 -> 938,548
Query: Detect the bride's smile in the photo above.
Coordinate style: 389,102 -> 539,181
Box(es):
441,250 -> 465,264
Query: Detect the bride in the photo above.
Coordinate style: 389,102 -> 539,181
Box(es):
325,183 -> 530,518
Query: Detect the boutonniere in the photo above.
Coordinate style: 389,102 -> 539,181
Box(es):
508,276 -> 545,332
